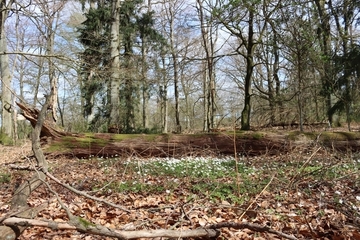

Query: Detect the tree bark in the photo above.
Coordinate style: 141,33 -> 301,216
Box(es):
109,0 -> 121,130
314,0 -> 333,126
47,131 -> 294,159
241,9 -> 254,131
160,55 -> 168,133
169,4 -> 181,133
0,0 -> 14,140
197,0 -> 217,132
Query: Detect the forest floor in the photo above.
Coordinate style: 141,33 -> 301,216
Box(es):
0,128 -> 360,239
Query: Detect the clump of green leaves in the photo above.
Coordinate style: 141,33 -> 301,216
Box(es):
0,172 -> 11,184
0,132 -> 14,145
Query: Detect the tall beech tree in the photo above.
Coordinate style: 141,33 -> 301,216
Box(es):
0,0 -> 15,141
314,0 -> 334,126
213,0 -> 280,130
196,0 -> 219,131
137,0 -> 166,130
164,0 -> 182,133
109,0 -> 122,131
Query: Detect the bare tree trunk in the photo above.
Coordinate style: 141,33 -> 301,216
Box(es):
202,61 -> 208,132
163,86 -> 168,133
141,51 -> 147,130
297,63 -> 304,132
328,0 -> 354,131
109,0 -> 121,131
240,10 -> 254,131
197,0 -> 218,131
33,48 -> 45,107
0,0 -> 14,140
47,19 -> 58,123
173,57 -> 181,133
266,22 -> 280,125
169,5 -> 181,133
140,0 -> 152,130
314,0 -> 332,126
160,55 -> 168,133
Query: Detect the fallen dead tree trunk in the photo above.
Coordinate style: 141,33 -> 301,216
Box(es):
2,217 -> 298,240
16,101 -> 292,157
49,132 -> 291,158
46,131 -> 360,159
16,101 -> 360,158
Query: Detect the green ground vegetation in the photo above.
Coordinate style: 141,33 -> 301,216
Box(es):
88,152 -> 360,206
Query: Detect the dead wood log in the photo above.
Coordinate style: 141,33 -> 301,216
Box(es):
2,217 -> 300,240
48,132 -> 292,158
16,101 -> 67,138
2,217 -> 219,239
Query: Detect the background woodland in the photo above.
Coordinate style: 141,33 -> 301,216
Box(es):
0,0 -> 360,142
0,1 -> 360,239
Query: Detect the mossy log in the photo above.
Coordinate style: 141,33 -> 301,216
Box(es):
42,131 -> 360,158
45,132 -> 291,158
16,101 -> 360,158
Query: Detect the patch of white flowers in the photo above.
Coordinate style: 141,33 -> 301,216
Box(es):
133,156 -> 251,178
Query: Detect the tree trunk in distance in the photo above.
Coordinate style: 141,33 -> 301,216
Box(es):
168,4 -> 181,133
241,10 -> 254,131
109,0 -> 121,131
314,0 -> 333,126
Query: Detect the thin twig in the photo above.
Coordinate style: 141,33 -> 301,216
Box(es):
45,171 -> 130,213
39,172 -> 75,220
303,215 -> 317,239
288,147 -> 321,187
238,174 -> 275,220
208,222 -> 297,240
